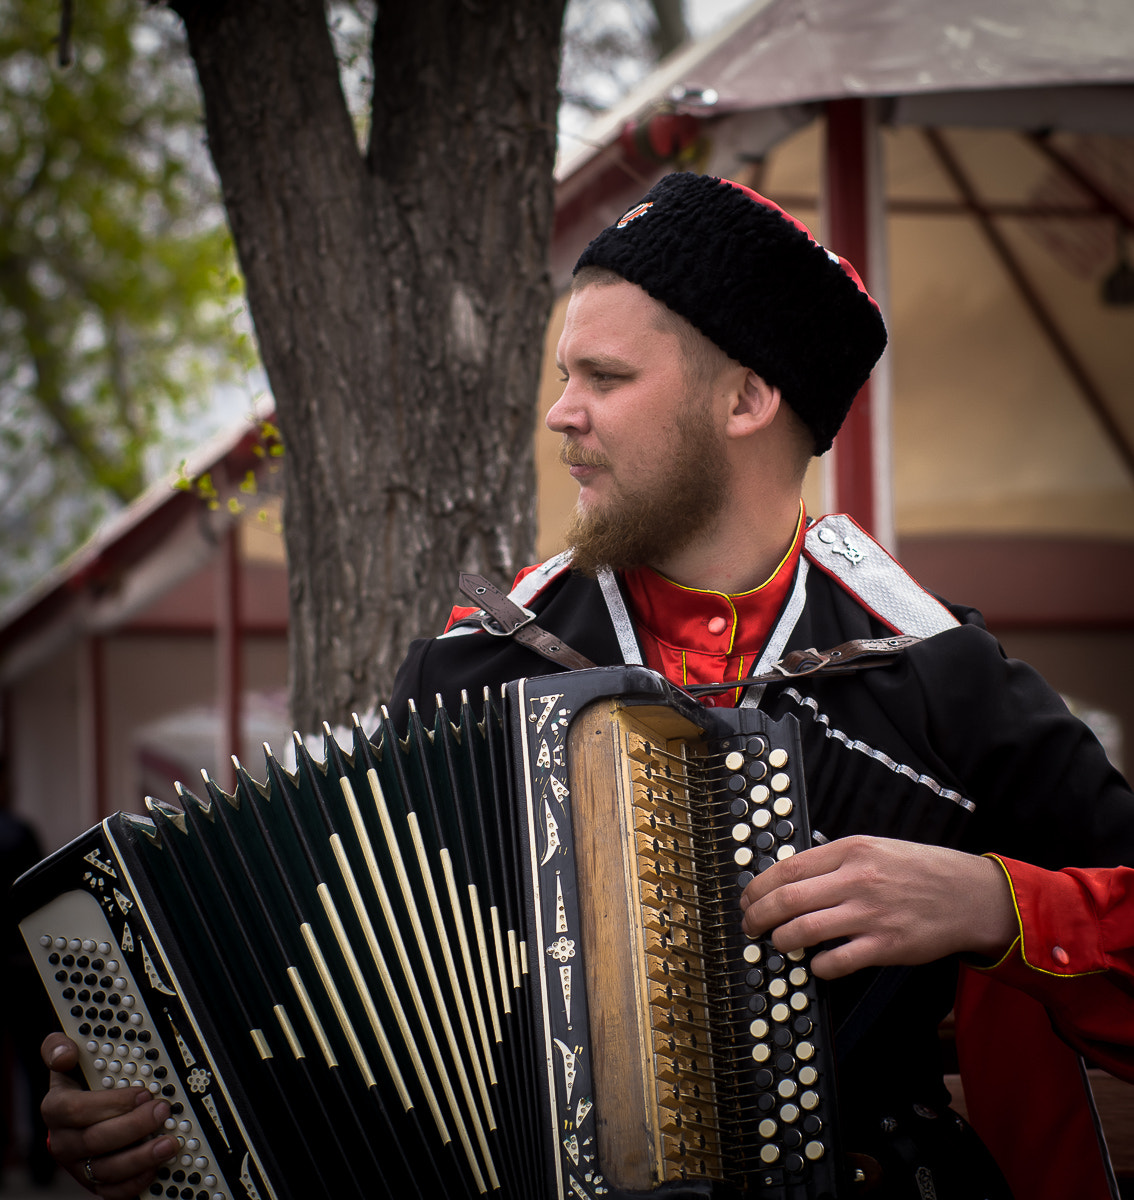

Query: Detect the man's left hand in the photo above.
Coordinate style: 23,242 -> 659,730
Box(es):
739,835 -> 1017,979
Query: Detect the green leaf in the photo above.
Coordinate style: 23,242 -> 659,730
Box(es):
0,0 -> 263,599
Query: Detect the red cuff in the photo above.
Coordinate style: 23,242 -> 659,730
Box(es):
974,857 -> 1134,1081
980,855 -> 1111,978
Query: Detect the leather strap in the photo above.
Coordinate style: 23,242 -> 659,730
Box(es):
687,635 -> 921,697
458,573 -> 597,672
458,572 -> 914,686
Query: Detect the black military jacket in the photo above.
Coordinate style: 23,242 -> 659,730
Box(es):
389,563 -> 1134,1143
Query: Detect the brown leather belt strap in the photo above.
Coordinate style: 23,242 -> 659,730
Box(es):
458,573 -> 597,672
458,573 -> 916,689
686,635 -> 922,697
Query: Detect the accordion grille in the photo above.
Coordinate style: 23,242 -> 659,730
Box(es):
571,701 -> 733,1189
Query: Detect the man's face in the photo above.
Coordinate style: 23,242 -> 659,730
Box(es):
547,280 -> 731,575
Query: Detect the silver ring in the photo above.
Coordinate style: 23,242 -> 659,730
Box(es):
83,1158 -> 98,1187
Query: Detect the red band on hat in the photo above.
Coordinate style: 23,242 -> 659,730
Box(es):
722,179 -> 878,310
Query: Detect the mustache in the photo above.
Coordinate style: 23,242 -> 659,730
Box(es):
559,440 -> 608,470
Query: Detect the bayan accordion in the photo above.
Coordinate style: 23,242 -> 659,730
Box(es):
15,665 -> 842,1200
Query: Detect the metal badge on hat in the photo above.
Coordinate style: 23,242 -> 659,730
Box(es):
616,201 -> 654,228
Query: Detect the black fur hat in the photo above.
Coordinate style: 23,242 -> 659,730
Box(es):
573,172 -> 887,454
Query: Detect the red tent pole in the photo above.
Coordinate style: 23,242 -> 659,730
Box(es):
83,634 -> 109,822
824,98 -> 892,543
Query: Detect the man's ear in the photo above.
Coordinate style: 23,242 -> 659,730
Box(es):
725,369 -> 782,439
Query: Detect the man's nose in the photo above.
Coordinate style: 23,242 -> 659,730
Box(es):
546,381 -> 589,435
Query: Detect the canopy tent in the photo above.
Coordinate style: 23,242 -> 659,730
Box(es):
546,0 -> 1134,549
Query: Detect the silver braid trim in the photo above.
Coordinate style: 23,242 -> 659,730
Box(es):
804,514 -> 959,638
741,559 -> 809,711
598,567 -> 643,665
782,686 -> 976,814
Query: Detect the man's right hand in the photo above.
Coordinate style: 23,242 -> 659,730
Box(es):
41,1033 -> 179,1199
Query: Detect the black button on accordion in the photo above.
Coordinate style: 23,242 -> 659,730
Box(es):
15,665 -> 843,1199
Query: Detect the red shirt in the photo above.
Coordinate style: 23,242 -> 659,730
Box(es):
621,503 -> 805,706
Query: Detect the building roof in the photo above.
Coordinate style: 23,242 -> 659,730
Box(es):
0,413 -> 276,685
553,0 -> 1134,284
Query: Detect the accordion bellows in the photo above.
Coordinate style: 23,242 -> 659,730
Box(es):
16,665 -> 841,1199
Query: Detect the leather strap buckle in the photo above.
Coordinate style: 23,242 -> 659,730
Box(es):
458,573 -> 597,672
772,636 -> 920,679
460,573 -> 537,635
688,635 -> 922,696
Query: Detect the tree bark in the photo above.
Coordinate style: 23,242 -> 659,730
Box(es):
171,0 -> 566,731
648,0 -> 688,59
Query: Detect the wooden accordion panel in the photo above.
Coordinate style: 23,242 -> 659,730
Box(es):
16,665 -> 842,1200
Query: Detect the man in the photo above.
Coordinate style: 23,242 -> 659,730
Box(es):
41,173 -> 1133,1197
392,173 -> 1134,1196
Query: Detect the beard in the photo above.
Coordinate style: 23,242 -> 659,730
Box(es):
563,397 -> 730,577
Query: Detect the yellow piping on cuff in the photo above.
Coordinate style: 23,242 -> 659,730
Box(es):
977,853 -> 1107,979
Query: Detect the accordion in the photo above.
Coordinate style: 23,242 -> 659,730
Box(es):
15,665 -> 842,1200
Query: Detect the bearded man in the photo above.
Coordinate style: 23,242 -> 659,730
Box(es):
41,174 -> 1134,1199
390,174 -> 1134,1198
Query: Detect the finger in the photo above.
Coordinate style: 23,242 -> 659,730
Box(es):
758,907 -> 847,953
47,1092 -> 171,1166
739,840 -> 846,909
741,868 -> 853,938
85,1165 -> 163,1200
809,933 -> 890,980
42,1033 -> 79,1073
76,1127 -> 179,1200
44,1078 -> 157,1134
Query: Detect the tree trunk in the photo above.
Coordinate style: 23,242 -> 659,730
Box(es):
171,0 -> 566,732
648,0 -> 688,59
